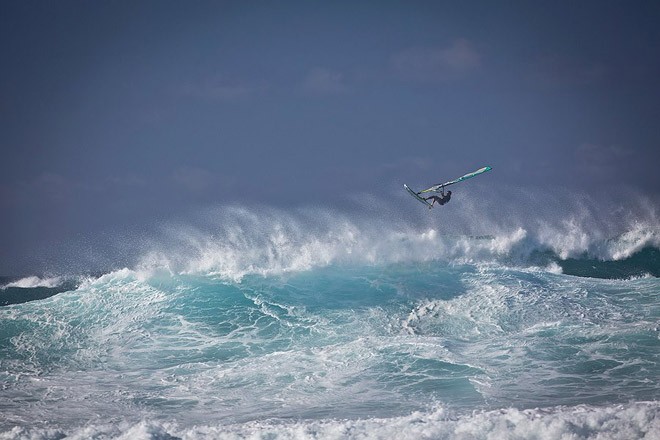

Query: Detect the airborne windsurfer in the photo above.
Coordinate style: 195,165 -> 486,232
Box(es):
403,166 -> 491,209
424,189 -> 451,208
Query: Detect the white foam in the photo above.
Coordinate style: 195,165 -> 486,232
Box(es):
545,261 -> 564,274
2,402 -> 657,440
1,276 -> 63,289
607,226 -> 660,260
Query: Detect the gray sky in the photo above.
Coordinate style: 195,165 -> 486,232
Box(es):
2,1 -> 659,275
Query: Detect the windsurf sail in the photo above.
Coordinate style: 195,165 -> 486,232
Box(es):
418,166 -> 492,194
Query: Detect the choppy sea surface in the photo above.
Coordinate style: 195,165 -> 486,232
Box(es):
1,197 -> 659,439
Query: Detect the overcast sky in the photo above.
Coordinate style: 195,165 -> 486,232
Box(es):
2,1 -> 659,275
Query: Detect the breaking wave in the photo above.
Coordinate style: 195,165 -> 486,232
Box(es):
131,200 -> 659,282
2,402 -> 658,440
2,190 -> 658,439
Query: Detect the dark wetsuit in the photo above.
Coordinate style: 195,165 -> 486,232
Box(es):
425,193 -> 451,206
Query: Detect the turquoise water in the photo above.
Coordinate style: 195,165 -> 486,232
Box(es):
1,204 -> 659,439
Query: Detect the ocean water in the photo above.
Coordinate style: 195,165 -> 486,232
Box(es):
1,197 -> 659,439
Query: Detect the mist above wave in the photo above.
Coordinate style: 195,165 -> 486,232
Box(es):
17,186 -> 655,281
130,187 -> 658,280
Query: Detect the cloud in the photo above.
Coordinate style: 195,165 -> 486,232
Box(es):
180,76 -> 262,101
6,173 -> 151,210
21,173 -> 75,204
574,143 -> 634,178
301,68 -> 348,95
531,55 -> 608,87
106,174 -> 149,188
390,39 -> 481,82
172,166 -> 216,193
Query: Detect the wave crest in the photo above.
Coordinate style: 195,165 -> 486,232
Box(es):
121,197 -> 658,280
